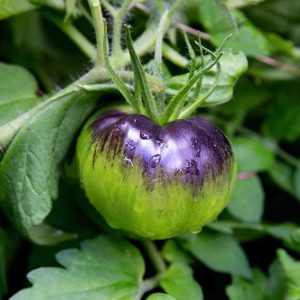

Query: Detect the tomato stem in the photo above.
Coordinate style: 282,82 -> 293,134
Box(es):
111,0 -> 136,59
134,274 -> 163,300
162,43 -> 189,68
88,0 -> 105,67
142,239 -> 167,274
44,12 -> 97,61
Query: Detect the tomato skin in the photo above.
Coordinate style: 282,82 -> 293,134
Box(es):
76,109 -> 236,239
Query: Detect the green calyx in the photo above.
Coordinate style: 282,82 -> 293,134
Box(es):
105,25 -> 225,125
86,0 -> 226,126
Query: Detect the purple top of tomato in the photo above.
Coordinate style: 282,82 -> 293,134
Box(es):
89,109 -> 234,192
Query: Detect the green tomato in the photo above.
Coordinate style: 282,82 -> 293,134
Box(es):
76,108 -> 236,240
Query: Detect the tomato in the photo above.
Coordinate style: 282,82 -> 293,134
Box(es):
76,109 -> 236,239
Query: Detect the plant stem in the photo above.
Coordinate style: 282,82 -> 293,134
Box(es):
142,240 -> 166,274
79,2 -> 94,24
277,148 -> 300,168
154,11 -> 168,76
111,1 -> 183,68
162,43 -> 189,68
0,66 -> 164,148
112,0 -> 135,58
100,0 -> 116,16
135,274 -> 163,300
88,0 -> 105,67
45,12 -> 96,60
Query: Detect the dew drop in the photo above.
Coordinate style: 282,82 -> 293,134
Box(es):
185,159 -> 200,175
191,137 -> 201,157
174,168 -> 182,176
140,131 -> 151,140
149,154 -> 161,168
124,139 -> 136,158
155,138 -> 164,147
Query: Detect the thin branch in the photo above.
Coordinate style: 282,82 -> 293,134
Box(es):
45,13 -> 96,60
88,0 -> 105,67
142,240 -> 166,274
255,55 -> 300,77
177,22 -> 300,77
277,148 -> 300,168
176,23 -> 211,41
100,0 -> 116,16
162,43 -> 189,68
134,274 -> 163,300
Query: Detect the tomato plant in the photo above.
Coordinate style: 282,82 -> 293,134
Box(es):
0,0 -> 300,299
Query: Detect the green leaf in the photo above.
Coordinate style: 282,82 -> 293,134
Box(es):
277,249 -> 300,300
147,294 -> 176,300
209,220 -> 299,243
0,227 -> 8,297
248,61 -> 298,81
226,0 -> 266,8
219,82 -> 270,116
166,51 -> 247,107
160,263 -> 203,300
0,63 -> 40,126
295,168 -> 300,200
162,240 -> 194,265
227,176 -> 264,223
265,33 -> 296,56
11,235 -> 145,300
0,0 -> 36,20
226,263 -> 286,300
232,136 -> 275,172
245,0 -> 300,45
268,161 -> 300,201
0,63 -> 38,103
265,260 -> 287,300
181,231 -> 252,279
283,228 -> 300,253
262,82 -> 300,142
197,0 -> 270,56
226,269 -> 267,300
27,222 -> 78,246
0,91 -> 97,234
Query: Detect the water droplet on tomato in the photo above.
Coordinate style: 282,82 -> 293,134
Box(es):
156,138 -> 165,147
191,137 -> 201,157
174,168 -> 183,176
124,139 -> 136,158
185,159 -> 199,175
140,131 -> 151,140
149,154 -> 161,168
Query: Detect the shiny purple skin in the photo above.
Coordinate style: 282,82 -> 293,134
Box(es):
90,110 -> 234,193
